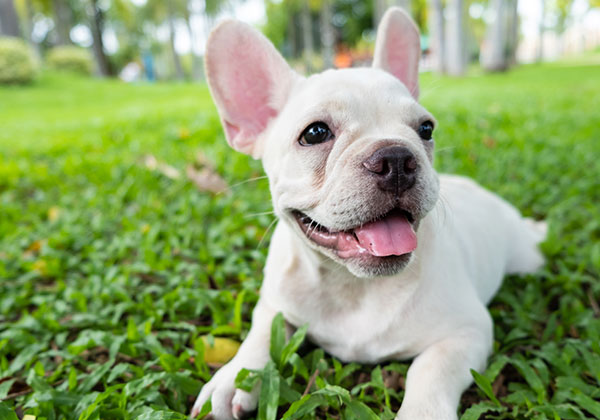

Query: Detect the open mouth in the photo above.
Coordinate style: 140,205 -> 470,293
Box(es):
292,208 -> 417,259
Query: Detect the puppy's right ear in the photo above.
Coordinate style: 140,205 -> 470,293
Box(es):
205,21 -> 296,158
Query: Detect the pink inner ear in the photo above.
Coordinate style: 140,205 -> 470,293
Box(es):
222,63 -> 279,139
206,21 -> 292,155
373,8 -> 421,99
385,29 -> 419,98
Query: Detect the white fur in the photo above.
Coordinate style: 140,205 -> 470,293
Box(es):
191,8 -> 545,420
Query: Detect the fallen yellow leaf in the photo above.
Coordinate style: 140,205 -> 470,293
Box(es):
48,206 -> 61,222
202,336 -> 240,365
25,240 -> 43,253
32,259 -> 48,275
178,127 -> 191,139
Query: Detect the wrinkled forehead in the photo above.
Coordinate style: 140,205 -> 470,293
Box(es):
285,68 -> 419,122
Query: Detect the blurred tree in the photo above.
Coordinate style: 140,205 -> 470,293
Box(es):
15,0 -> 40,55
481,0 -> 518,71
300,0 -> 314,71
321,0 -> 334,68
51,0 -> 73,44
373,0 -> 386,27
88,0 -> 112,76
538,0 -> 546,61
0,0 -> 21,37
144,0 -> 187,80
445,0 -> 466,75
393,0 -> 411,15
428,0 -> 444,72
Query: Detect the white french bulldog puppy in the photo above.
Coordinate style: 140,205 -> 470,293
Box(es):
191,7 -> 546,420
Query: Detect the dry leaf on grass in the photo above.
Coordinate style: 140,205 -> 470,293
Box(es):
48,206 -> 61,222
201,336 -> 240,366
186,164 -> 229,194
142,154 -> 181,179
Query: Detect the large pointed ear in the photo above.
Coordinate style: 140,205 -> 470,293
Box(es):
205,21 -> 296,157
372,7 -> 421,99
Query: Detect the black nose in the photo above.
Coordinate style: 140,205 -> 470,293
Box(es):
363,146 -> 418,195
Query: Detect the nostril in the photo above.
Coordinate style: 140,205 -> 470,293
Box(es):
363,157 -> 384,174
404,156 -> 418,174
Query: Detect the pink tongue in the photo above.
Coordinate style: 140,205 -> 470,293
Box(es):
354,213 -> 417,257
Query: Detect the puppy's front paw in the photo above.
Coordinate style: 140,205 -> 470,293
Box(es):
190,366 -> 258,420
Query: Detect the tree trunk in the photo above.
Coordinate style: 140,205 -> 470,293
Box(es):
444,0 -> 466,76
373,0 -> 386,29
537,0 -> 545,62
320,0 -> 334,69
23,0 -> 41,57
89,0 -> 112,77
185,11 -> 202,80
300,0 -> 313,72
166,0 -> 185,80
507,0 -> 519,66
428,0 -> 445,73
51,0 -> 73,45
394,0 -> 412,15
288,13 -> 297,59
0,0 -> 21,37
481,0 -> 507,71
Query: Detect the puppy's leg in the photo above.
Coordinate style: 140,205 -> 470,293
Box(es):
191,300 -> 276,420
396,318 -> 493,420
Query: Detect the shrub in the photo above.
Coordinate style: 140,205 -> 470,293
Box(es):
0,37 -> 36,84
47,46 -> 93,75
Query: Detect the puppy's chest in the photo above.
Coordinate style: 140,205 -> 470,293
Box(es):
278,279 -> 420,363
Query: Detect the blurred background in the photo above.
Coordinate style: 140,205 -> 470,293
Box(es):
1,0 -> 600,83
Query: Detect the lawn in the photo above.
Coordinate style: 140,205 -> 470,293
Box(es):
0,61 -> 599,420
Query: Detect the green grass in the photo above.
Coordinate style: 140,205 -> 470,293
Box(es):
0,62 -> 599,420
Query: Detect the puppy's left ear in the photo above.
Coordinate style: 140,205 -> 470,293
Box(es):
372,7 -> 421,99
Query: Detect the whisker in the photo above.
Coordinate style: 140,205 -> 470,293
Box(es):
257,217 -> 279,249
244,210 -> 276,219
225,175 -> 269,192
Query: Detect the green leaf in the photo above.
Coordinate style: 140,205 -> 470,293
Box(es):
511,357 -> 547,403
569,391 -> 600,418
470,369 -> 501,406
345,400 -> 380,420
235,368 -> 257,392
460,401 -> 505,420
68,366 -> 78,391
314,384 -> 351,405
0,379 -> 16,399
78,362 -> 113,393
258,361 -> 280,420
134,408 -> 188,420
280,323 -> 308,367
269,313 -> 286,367
281,394 -> 327,420
0,403 -> 18,420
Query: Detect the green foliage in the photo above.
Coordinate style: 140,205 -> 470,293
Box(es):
46,46 -> 94,76
0,61 -> 599,419
0,37 -> 36,84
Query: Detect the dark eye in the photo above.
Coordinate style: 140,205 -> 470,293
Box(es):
417,121 -> 434,141
299,122 -> 333,146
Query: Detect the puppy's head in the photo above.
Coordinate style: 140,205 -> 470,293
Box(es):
206,8 -> 439,277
